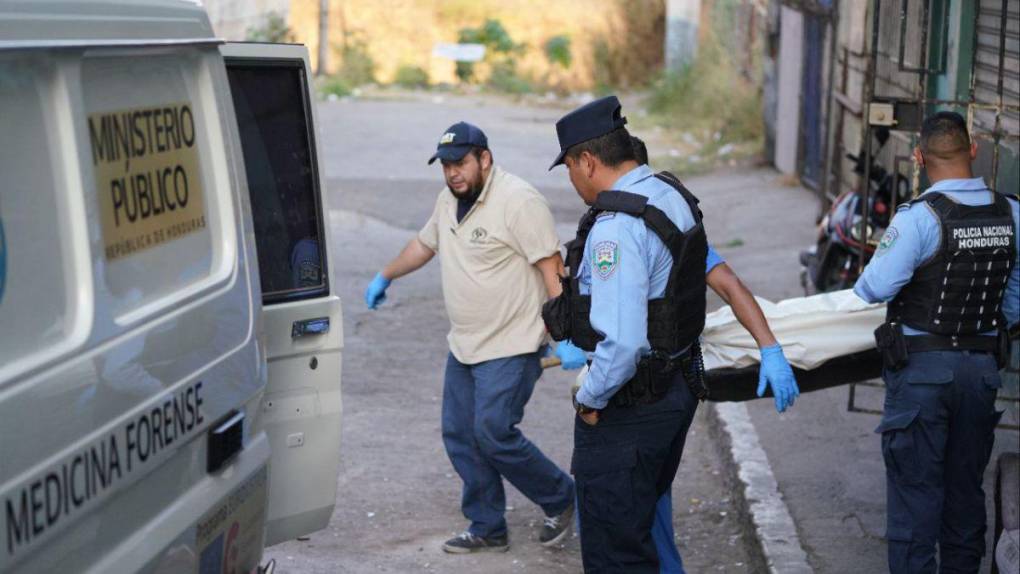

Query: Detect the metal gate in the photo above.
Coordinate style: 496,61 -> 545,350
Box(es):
799,11 -> 828,188
844,0 -> 1020,428
856,0 -> 1019,223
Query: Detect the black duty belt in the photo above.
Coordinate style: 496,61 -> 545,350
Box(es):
905,334 -> 999,354
609,347 -> 695,408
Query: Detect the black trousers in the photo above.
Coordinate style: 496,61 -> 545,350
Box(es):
572,375 -> 698,573
877,350 -> 1002,574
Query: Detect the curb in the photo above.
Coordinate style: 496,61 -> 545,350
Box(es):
711,402 -> 813,573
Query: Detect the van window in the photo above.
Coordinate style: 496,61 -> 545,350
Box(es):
0,58 -> 75,373
226,61 -> 328,304
81,53 -> 221,318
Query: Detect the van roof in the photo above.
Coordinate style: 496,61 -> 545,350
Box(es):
0,0 -> 217,50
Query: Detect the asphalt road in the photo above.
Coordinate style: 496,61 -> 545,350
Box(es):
264,92 -> 1018,573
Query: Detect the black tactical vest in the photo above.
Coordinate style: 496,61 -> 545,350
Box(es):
543,172 -> 708,353
888,192 -> 1017,335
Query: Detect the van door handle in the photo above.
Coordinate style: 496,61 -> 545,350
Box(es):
292,317 -> 330,338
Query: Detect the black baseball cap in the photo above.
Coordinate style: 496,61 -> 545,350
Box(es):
428,121 -> 489,165
549,95 -> 628,170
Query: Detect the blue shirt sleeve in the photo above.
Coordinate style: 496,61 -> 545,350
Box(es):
705,245 -> 725,274
575,215 -> 651,410
1004,197 -> 1020,328
853,206 -> 938,303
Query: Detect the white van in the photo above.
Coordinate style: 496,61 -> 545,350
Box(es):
0,2 -> 343,572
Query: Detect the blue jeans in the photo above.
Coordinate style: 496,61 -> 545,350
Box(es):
877,350 -> 1002,574
652,492 -> 686,573
442,349 -> 575,538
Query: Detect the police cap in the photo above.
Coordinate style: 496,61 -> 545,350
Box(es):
549,95 -> 628,170
428,121 -> 489,165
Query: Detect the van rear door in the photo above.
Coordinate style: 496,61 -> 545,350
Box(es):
220,42 -> 343,546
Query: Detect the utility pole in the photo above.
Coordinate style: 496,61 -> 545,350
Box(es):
665,0 -> 701,73
317,0 -> 329,75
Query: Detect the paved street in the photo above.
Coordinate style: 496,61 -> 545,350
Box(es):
264,92 -> 1018,573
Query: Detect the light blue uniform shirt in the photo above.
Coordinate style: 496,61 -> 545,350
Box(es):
706,245 -> 725,274
575,165 -> 700,409
854,177 -> 1020,335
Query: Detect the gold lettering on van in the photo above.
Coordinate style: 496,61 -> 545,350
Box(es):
88,103 -> 207,260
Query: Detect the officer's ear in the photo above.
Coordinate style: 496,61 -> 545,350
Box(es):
913,146 -> 925,168
969,140 -> 977,161
580,151 -> 597,179
479,148 -> 493,170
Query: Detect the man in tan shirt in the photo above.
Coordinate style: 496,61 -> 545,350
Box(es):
364,122 -> 581,554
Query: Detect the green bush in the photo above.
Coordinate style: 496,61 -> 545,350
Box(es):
646,31 -> 762,144
336,38 -> 376,86
589,0 -> 665,90
246,12 -> 294,43
544,35 -> 572,68
591,38 -> 615,94
487,61 -> 532,94
456,18 -> 524,84
461,19 -> 519,53
394,64 -> 429,88
455,61 -> 475,83
318,76 -> 352,99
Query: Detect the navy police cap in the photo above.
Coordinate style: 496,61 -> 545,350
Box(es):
549,95 -> 627,170
428,121 -> 489,165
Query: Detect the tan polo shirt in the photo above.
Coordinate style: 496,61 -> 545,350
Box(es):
418,165 -> 560,364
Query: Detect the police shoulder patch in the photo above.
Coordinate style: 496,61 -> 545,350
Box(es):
592,240 -> 619,279
876,226 -> 899,256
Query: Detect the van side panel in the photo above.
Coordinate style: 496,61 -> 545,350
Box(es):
0,44 -> 267,573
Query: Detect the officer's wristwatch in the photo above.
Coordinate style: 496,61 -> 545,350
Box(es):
573,396 -> 598,416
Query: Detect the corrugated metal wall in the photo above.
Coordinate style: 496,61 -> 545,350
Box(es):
974,0 -> 1019,141
819,0 -> 1019,206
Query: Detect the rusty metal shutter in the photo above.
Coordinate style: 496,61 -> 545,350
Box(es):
974,0 -> 1020,143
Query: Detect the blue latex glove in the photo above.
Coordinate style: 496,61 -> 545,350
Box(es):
364,272 -> 391,309
554,340 -> 588,370
757,344 -> 800,413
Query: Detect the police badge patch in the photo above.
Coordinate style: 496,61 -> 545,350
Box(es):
876,227 -> 899,257
593,241 -> 619,279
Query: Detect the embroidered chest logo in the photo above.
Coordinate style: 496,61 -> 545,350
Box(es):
471,227 -> 488,243
593,241 -> 619,279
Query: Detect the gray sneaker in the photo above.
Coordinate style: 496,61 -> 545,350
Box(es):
539,500 -> 574,546
441,531 -> 510,554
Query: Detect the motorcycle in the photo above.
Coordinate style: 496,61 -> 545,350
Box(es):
800,137 -> 910,294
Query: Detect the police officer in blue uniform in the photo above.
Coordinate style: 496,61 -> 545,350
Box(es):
543,95 -> 712,572
855,111 -> 1019,574
631,137 -> 800,574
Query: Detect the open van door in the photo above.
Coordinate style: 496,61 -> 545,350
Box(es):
220,43 -> 343,546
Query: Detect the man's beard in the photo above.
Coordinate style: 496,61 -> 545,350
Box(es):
449,175 -> 485,199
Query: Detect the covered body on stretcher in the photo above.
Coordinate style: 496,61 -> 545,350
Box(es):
701,289 -> 884,401
574,290 -> 886,402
